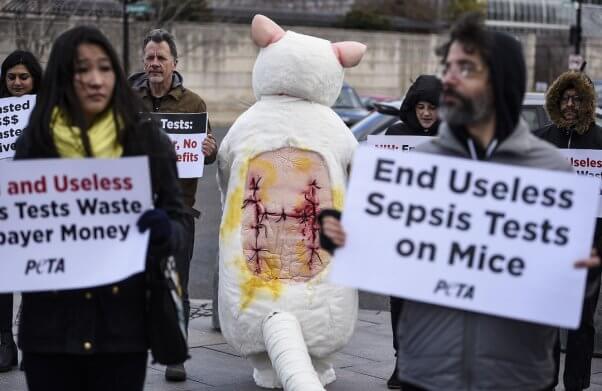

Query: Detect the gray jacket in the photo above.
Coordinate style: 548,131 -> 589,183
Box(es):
397,121 -> 572,390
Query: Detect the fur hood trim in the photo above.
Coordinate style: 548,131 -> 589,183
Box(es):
545,71 -> 596,134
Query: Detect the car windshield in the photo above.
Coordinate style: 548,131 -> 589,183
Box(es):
351,111 -> 397,141
334,87 -> 362,108
520,107 -> 540,131
350,93 -> 602,141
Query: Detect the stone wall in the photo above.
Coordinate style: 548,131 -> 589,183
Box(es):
585,38 -> 602,80
0,18 -> 550,127
126,22 -> 445,126
148,23 -> 539,126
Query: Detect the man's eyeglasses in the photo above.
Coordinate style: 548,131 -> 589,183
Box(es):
561,95 -> 582,105
437,61 -> 486,80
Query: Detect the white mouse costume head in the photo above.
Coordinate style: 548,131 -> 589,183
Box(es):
251,14 -> 366,106
217,15 -> 365,390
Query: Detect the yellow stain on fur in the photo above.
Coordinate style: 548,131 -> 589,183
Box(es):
294,240 -> 330,277
294,240 -> 310,270
220,165 -> 247,237
220,185 -> 243,237
261,252 -> 285,279
290,155 -> 313,173
250,157 -> 278,203
237,256 -> 283,311
332,187 -> 345,209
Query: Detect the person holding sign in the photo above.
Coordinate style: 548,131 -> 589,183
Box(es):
385,75 -> 441,137
321,13 -> 600,391
12,26 -> 186,391
0,50 -> 42,98
534,70 -> 602,391
128,27 -> 217,382
381,73 -> 442,389
0,49 -> 42,373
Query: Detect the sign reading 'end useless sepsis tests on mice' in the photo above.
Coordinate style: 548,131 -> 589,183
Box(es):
329,146 -> 599,329
0,157 -> 152,293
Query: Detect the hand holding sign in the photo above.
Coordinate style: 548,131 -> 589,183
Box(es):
202,133 -> 217,157
137,208 -> 171,244
322,216 -> 346,248
574,248 -> 600,269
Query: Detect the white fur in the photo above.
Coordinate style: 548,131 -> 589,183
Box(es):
217,26 -> 359,388
252,31 -> 344,107
218,96 -> 358,356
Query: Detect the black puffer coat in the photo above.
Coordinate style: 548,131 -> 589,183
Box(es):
14,118 -> 187,355
534,70 -> 602,269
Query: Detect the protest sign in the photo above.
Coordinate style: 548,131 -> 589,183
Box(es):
0,157 -> 152,293
367,135 -> 433,151
0,95 -> 35,160
559,149 -> 602,217
329,146 -> 599,328
148,112 -> 207,178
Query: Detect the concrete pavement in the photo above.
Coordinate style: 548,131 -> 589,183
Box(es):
2,299 -> 602,390
1,299 -> 395,390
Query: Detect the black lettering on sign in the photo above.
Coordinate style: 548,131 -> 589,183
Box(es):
24,258 -> 65,275
448,241 -> 525,277
396,238 -> 436,262
433,279 -> 475,299
60,224 -> 130,242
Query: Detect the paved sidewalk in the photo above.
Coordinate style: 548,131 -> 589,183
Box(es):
2,299 -> 602,390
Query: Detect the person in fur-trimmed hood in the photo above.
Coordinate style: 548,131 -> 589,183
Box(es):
534,71 -> 602,391
537,70 -> 600,140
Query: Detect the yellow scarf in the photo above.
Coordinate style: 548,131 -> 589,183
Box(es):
51,107 -> 123,158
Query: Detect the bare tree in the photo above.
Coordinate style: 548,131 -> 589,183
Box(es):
3,0 -> 122,60
10,0 -> 60,59
147,0 -> 210,29
446,0 -> 486,21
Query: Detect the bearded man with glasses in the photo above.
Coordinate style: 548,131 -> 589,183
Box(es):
319,12 -> 602,390
535,70 -> 602,391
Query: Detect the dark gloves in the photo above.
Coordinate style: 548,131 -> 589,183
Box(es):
318,209 -> 342,255
137,209 -> 172,245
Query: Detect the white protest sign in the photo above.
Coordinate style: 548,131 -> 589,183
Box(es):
148,112 -> 207,178
0,95 -> 35,160
0,157 -> 152,293
329,146 -> 599,328
559,149 -> 602,217
367,135 -> 433,151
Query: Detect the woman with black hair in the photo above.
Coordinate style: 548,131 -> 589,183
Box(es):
0,49 -> 43,373
383,74 -> 441,389
14,26 -> 186,391
0,50 -> 43,98
385,75 -> 442,137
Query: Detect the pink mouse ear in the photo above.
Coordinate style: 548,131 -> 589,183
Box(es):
251,14 -> 286,48
332,42 -> 367,68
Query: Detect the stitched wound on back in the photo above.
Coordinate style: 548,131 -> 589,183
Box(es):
241,147 -> 333,282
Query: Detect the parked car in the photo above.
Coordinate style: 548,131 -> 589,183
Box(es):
332,82 -> 370,126
360,94 -> 396,111
351,92 -> 602,141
